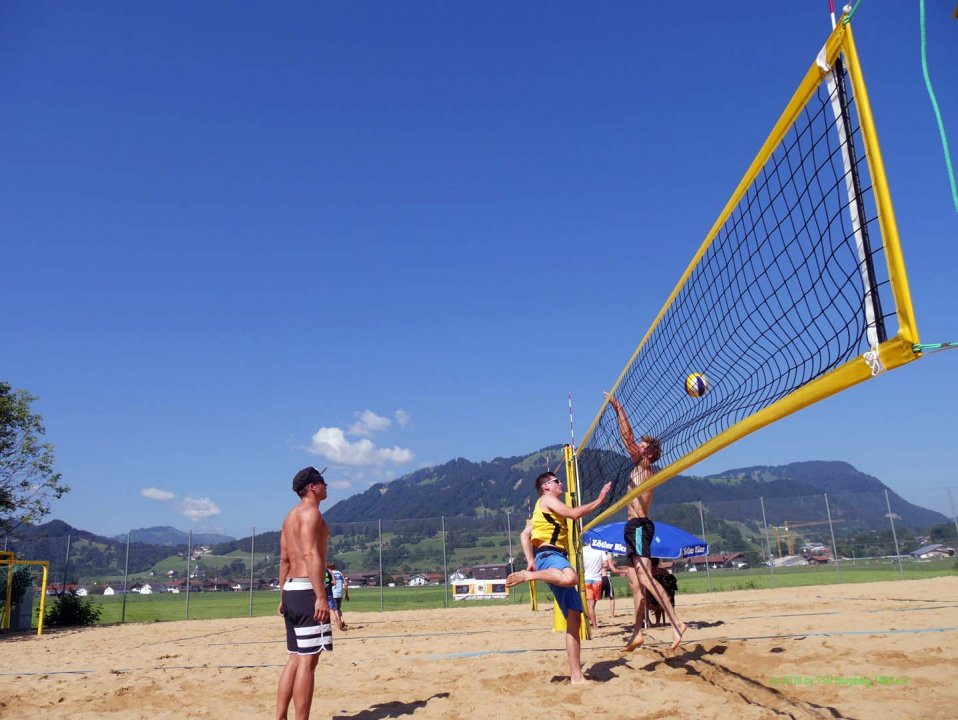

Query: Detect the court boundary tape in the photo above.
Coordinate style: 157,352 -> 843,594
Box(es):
209,625 -> 543,646
424,624 -> 958,660
4,624 -> 955,675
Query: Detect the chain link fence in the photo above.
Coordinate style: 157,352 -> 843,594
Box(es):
3,487 -> 956,627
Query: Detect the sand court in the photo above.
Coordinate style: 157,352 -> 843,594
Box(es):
1,576 -> 956,719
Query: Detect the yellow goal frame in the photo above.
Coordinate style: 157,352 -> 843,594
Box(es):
1,550 -> 50,636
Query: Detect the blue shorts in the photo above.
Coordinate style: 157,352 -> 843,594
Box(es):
328,596 -> 339,611
535,550 -> 583,617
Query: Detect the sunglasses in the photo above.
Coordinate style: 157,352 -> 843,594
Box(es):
313,467 -> 328,486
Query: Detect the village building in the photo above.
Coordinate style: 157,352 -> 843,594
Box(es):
910,543 -> 955,560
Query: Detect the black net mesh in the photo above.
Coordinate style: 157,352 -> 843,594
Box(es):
578,58 -> 898,518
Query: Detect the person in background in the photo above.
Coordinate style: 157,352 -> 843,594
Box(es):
328,562 -> 349,631
581,544 -> 605,629
601,550 -> 626,619
646,558 -> 679,626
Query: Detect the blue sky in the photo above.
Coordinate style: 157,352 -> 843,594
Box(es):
3,2 -> 956,538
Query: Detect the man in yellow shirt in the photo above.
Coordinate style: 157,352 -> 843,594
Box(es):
506,471 -> 610,684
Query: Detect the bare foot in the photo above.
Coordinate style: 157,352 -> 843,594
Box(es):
506,571 -> 530,587
670,622 -> 688,651
621,632 -> 645,652
570,675 -> 591,685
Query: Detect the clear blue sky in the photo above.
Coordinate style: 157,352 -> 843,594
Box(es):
3,2 -> 956,538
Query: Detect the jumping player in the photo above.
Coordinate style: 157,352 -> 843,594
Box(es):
506,471 -> 611,683
605,392 -> 688,652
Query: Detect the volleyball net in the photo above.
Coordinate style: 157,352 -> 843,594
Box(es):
576,21 -> 921,531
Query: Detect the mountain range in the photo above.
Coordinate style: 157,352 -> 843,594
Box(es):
324,446 -> 566,523
323,448 -> 947,531
111,526 -> 234,547
7,448 -> 950,582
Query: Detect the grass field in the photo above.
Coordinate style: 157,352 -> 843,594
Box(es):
52,557 -> 954,626
77,532 -> 515,587
674,556 -> 956,593
87,584 -> 487,624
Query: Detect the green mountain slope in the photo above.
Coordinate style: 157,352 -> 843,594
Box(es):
325,452 -> 945,533
323,446 -> 566,523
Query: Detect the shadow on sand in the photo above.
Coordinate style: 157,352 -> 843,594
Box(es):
333,692 -> 450,719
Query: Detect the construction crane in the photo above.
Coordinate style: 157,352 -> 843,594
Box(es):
770,520 -> 841,556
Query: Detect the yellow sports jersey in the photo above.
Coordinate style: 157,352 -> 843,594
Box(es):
530,498 -> 568,551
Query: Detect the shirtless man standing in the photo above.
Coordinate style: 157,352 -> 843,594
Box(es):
276,466 -> 332,720
605,392 -> 687,652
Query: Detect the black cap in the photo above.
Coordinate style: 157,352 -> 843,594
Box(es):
293,466 -> 326,494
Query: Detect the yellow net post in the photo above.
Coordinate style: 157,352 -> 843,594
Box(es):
36,563 -> 48,635
1,551 -> 13,630
551,445 -> 589,640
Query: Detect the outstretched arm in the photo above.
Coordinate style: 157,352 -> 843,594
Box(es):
604,392 -> 643,464
540,482 -> 612,521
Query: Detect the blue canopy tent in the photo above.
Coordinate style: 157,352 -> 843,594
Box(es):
583,521 -> 708,560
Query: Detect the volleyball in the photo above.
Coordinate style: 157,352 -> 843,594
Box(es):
685,373 -> 709,398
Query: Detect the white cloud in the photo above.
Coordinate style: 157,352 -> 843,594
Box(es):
395,409 -> 411,428
140,487 -> 221,522
348,410 -> 392,437
179,496 -> 221,522
330,480 -> 352,490
309,426 -> 414,468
